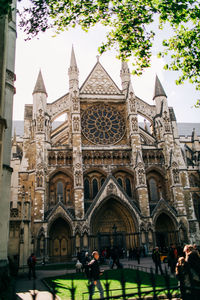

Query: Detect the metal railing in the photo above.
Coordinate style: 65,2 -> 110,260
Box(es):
28,268 -> 200,300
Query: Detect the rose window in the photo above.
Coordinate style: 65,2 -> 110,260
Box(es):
81,104 -> 126,145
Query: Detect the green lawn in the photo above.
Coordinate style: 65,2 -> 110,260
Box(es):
45,269 -> 178,300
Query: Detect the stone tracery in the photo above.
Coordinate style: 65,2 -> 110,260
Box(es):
81,104 -> 126,145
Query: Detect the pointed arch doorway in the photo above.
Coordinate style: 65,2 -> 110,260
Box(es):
49,218 -> 72,262
90,198 -> 138,251
155,213 -> 178,249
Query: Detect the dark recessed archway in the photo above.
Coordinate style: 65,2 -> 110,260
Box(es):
90,198 -> 138,250
155,213 -> 178,249
49,218 -> 72,262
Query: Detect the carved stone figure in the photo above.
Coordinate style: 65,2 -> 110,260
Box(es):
75,170 -> 82,186
37,109 -> 44,132
129,92 -> 136,113
163,111 -> 171,132
138,168 -> 145,185
73,116 -> 80,132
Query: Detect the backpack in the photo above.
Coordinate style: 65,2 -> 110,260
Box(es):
27,256 -> 32,266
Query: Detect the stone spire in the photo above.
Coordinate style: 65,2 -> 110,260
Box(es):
32,70 -> 47,96
68,45 -> 79,91
120,60 -> 130,93
70,45 -> 77,68
153,75 -> 167,100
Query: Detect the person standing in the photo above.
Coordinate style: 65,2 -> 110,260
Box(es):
27,253 -> 36,280
184,244 -> 200,299
88,251 -> 104,300
152,247 -> 163,275
168,244 -> 178,274
136,248 -> 141,264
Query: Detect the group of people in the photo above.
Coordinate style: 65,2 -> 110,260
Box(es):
27,243 -> 200,300
76,250 -> 104,299
152,244 -> 200,299
176,244 -> 200,299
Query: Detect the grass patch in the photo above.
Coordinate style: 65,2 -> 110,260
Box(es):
36,263 -> 75,271
45,268 -> 178,300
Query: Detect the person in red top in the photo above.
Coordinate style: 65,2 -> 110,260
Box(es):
27,253 -> 36,280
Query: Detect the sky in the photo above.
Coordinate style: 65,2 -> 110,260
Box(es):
13,5 -> 200,123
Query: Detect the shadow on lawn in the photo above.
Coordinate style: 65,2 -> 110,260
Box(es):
45,268 -> 178,300
47,268 -> 177,286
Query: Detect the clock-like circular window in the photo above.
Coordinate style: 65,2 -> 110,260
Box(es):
81,104 -> 126,145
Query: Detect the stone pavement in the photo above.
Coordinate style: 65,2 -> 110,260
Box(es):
15,257 -> 169,299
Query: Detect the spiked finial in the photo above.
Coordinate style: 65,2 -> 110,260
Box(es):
33,70 -> 47,96
120,60 -> 130,92
153,75 -> 167,100
70,45 -> 77,68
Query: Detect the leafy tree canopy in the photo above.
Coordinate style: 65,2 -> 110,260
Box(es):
2,0 -> 200,102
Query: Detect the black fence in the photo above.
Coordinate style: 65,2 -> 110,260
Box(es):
28,268 -> 200,300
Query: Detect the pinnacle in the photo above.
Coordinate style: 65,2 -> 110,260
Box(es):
70,45 -> 77,68
33,70 -> 47,96
153,75 -> 167,100
121,60 -> 130,73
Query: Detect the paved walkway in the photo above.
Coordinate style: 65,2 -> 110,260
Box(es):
15,257 -> 169,300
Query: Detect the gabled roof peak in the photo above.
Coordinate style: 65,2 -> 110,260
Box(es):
33,70 -> 47,96
80,59 -> 122,95
153,75 -> 167,100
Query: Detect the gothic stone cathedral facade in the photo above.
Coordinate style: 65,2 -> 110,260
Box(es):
9,48 -> 200,266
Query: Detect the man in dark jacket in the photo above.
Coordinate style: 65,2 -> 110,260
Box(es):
88,251 -> 104,299
152,247 -> 163,275
27,253 -> 36,279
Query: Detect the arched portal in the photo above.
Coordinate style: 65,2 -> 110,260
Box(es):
155,213 -> 178,249
90,198 -> 138,251
49,218 -> 72,262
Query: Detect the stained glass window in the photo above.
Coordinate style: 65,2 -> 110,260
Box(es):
81,104 -> 125,145
92,179 -> 98,198
125,178 -> 132,197
57,182 -> 64,202
84,179 -> 90,200
149,178 -> 159,202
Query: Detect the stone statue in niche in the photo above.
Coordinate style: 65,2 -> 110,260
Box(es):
73,116 -> 80,132
75,170 -> 82,186
131,117 -> 138,132
72,90 -> 79,111
138,168 -> 145,185
37,109 -> 44,132
173,168 -> 180,184
129,92 -> 136,113
163,111 -> 171,132
36,171 -> 43,187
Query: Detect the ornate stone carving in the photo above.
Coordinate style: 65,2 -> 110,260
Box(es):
138,168 -> 145,185
129,92 -> 137,113
72,90 -> 79,111
163,111 -> 171,132
131,117 -> 138,132
172,162 -> 180,184
107,183 -> 117,195
73,116 -> 80,132
81,104 -> 126,145
37,109 -> 44,132
36,171 -> 43,187
75,170 -> 82,186
81,63 -> 121,95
